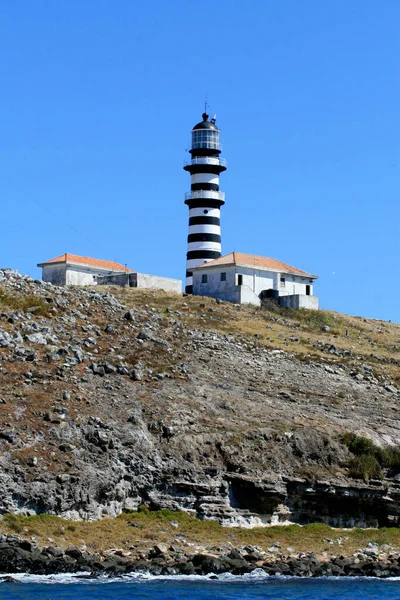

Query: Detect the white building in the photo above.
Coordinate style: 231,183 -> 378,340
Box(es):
192,252 -> 318,309
37,253 -> 182,292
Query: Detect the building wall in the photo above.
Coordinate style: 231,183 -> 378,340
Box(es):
65,267 -> 98,286
97,273 -> 136,287
136,273 -> 182,293
193,266 -> 240,303
278,275 -> 314,297
193,265 -> 317,308
42,265 -> 67,286
234,267 -> 277,299
42,264 -> 118,286
42,265 -> 181,292
233,267 -> 313,297
279,294 -> 319,310
238,284 -> 261,306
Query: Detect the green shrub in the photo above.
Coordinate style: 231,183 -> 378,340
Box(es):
342,432 -> 400,475
381,446 -> 400,469
348,454 -> 382,482
342,432 -> 380,457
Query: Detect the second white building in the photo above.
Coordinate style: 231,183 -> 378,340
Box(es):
37,253 -> 182,292
192,252 -> 318,309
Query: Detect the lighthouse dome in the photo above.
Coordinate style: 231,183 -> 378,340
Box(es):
192,113 -> 219,131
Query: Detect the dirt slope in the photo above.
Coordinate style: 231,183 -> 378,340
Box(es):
0,268 -> 399,528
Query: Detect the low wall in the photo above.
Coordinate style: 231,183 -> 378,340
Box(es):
279,294 -> 319,310
98,272 -> 181,293
193,287 -> 241,304
136,273 -> 182,293
239,285 -> 261,307
97,273 -> 135,287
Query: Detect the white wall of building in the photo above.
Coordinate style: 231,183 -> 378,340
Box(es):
136,273 -> 182,293
43,264 -> 115,286
234,267 -> 276,299
279,295 -> 319,310
192,264 -> 317,308
193,266 -> 240,304
278,276 -> 314,297
230,267 -> 313,298
41,264 -> 182,293
65,267 -> 99,286
238,284 -> 261,306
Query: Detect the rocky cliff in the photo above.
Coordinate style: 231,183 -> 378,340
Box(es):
0,268 -> 399,528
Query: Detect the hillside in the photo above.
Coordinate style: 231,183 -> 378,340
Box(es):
0,268 -> 399,534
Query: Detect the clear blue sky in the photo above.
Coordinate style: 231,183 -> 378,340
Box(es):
1,1 -> 399,321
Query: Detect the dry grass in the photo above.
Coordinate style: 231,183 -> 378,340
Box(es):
2,510 -> 400,557
0,289 -> 52,317
0,287 -> 398,556
101,287 -> 400,385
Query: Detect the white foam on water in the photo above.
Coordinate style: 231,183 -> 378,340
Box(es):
0,570 -> 271,585
0,572 -> 91,585
1,571 -> 400,585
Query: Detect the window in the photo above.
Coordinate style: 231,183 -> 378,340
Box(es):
238,274 -> 243,286
220,272 -> 226,282
201,274 -> 208,284
280,276 -> 286,287
306,285 -> 311,296
192,130 -> 220,150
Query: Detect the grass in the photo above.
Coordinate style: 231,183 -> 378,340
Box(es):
0,286 -> 399,555
2,510 -> 400,557
260,298 -> 344,334
0,289 -> 52,317
347,455 -> 382,482
1,283 -> 398,386
100,286 -> 400,385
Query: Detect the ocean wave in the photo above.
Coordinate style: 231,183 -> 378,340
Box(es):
2,570 -> 400,586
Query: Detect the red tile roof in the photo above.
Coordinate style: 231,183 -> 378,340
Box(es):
194,252 -> 317,278
37,253 -> 135,273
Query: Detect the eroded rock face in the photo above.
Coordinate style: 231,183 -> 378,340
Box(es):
0,268 -> 399,527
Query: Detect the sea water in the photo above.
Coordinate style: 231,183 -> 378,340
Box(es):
1,572 -> 400,600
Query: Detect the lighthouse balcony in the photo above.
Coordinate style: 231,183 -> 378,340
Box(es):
184,156 -> 227,168
185,190 -> 225,202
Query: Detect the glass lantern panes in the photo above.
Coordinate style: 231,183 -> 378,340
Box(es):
192,130 -> 220,150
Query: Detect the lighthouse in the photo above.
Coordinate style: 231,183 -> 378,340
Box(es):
183,112 -> 227,293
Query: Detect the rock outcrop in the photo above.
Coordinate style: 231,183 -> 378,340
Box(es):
0,268 -> 399,527
1,533 -> 400,578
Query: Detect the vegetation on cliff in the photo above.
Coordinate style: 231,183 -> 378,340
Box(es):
0,268 -> 399,538
3,510 -> 400,558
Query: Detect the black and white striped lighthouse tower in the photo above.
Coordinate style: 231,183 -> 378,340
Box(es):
184,112 -> 227,293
